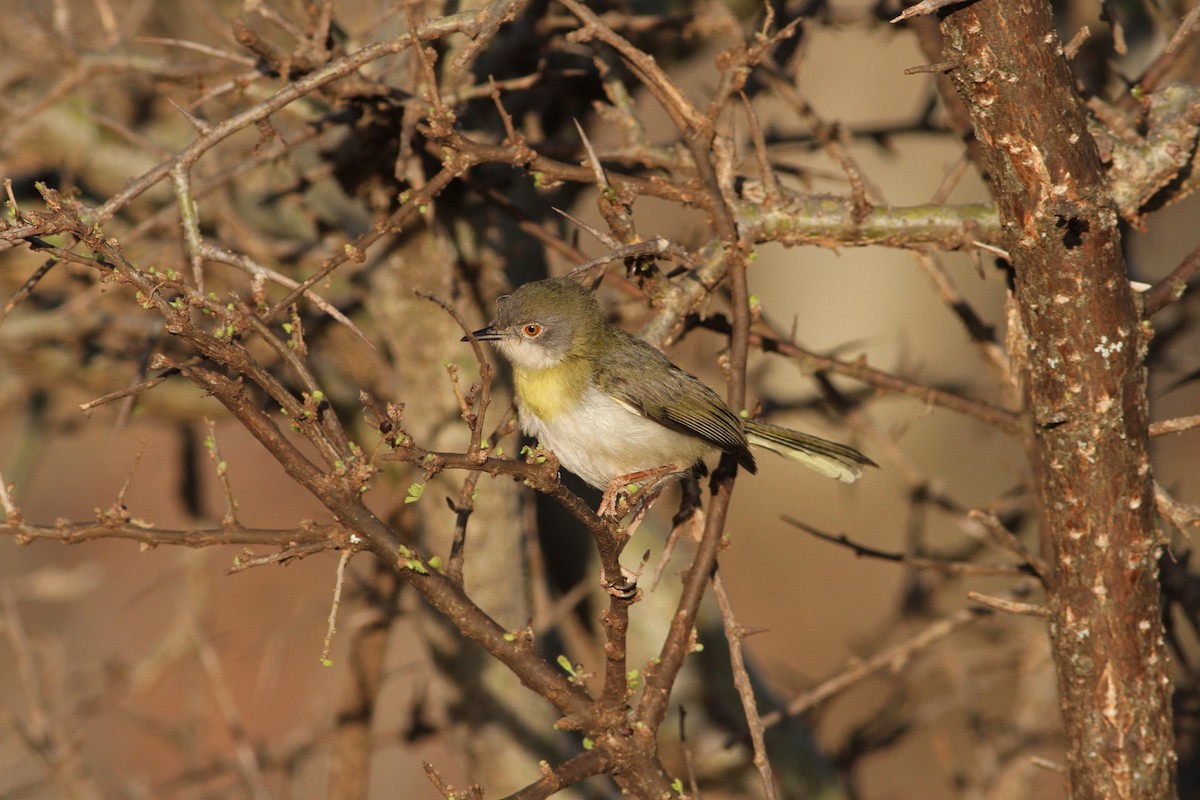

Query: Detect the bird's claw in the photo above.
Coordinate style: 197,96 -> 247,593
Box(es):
598,465 -> 676,521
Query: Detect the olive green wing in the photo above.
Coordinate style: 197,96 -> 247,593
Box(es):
594,330 -> 757,472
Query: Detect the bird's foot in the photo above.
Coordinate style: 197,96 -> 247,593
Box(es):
597,465 -> 677,520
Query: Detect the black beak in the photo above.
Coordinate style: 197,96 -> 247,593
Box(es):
462,325 -> 501,342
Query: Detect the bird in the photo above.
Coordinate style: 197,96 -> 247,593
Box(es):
466,278 -> 875,519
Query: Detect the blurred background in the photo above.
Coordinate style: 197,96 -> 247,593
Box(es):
2,1 -> 1198,798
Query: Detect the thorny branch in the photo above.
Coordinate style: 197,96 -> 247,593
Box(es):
1,1 -> 1198,798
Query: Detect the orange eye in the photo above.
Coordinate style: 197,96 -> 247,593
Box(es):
522,323 -> 543,337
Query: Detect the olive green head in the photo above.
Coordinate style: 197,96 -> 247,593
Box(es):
467,279 -> 605,370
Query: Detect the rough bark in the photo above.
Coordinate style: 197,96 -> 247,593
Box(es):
940,2 -> 1175,798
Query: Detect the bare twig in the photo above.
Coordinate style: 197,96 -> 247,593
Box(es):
89,13 -> 487,228
1136,2 -> 1200,92
553,206 -> 621,250
1156,481 -> 1200,535
1,257 -> 58,325
967,591 -> 1049,617
189,617 -> 274,800
740,91 -> 782,207
1143,238 -> 1200,317
784,516 -> 1029,577
1151,415 -> 1200,437
135,35 -> 259,66
198,243 -> 369,342
416,290 -> 494,457
77,357 -> 201,413
1063,26 -> 1091,60
967,509 -> 1048,580
711,570 -> 778,800
892,0 -> 963,24
753,605 -> 991,732
564,237 -> 684,280
1,588 -> 99,799
0,519 -> 353,549
319,550 -> 353,666
202,419 -> 239,528
169,161 -> 206,291
692,315 -> 1022,433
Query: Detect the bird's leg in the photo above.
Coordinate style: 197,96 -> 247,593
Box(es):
595,467 -> 678,598
596,465 -> 677,519
620,484 -> 665,539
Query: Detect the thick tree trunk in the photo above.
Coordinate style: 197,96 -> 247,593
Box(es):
940,2 -> 1175,798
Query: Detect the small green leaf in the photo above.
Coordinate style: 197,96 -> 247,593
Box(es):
556,654 -> 575,676
405,482 -> 425,503
582,737 -> 594,751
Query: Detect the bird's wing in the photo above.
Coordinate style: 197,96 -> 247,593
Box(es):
595,332 -> 756,472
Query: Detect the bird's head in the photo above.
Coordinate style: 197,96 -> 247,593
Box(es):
466,278 -> 604,371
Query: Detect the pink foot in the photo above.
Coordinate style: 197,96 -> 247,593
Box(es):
596,465 -> 677,519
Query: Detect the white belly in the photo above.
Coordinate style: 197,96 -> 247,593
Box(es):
518,385 -> 711,489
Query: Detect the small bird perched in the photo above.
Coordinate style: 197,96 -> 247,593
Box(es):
467,278 -> 874,518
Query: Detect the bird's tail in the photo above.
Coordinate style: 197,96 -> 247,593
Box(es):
744,419 -> 876,483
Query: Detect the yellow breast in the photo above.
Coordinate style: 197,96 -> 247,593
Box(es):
513,360 -> 590,421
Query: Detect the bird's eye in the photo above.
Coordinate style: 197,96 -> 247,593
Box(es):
522,323 -> 543,338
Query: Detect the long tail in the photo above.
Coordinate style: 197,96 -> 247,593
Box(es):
744,419 -> 877,483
